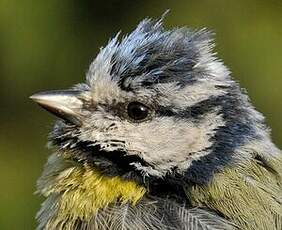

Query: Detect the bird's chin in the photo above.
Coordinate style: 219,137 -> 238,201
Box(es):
67,142 -> 149,177
93,146 -> 148,168
52,135 -> 150,178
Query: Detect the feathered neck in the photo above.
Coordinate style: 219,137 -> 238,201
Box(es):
186,138 -> 282,229
36,153 -> 146,229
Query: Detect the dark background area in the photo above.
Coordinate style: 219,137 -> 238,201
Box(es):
0,0 -> 281,229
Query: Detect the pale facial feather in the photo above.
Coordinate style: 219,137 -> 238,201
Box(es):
77,77 -> 226,177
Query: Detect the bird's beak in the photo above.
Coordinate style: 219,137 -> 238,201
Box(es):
30,90 -> 84,125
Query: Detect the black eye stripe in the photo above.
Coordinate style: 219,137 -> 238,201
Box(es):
157,95 -> 227,120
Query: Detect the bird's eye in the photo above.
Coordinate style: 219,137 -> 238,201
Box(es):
127,101 -> 150,121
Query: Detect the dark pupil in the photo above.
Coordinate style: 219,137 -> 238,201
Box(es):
127,102 -> 149,120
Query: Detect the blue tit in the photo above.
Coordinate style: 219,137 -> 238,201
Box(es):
31,17 -> 282,230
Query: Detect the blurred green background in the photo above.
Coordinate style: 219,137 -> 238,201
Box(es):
0,0 -> 281,229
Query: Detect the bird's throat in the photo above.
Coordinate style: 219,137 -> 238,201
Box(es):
36,154 -> 146,228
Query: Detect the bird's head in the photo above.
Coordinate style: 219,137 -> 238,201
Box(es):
31,18 -> 264,186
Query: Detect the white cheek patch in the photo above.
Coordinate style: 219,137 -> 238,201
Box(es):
78,113 -> 129,152
124,110 -> 225,177
77,104 -> 225,178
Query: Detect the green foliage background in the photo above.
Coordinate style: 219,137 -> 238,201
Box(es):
0,0 -> 281,229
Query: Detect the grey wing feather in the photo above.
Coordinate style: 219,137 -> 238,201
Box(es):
162,200 -> 237,230
71,197 -> 237,230
179,208 -> 237,230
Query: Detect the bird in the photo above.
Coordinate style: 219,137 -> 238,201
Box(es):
30,16 -> 282,230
